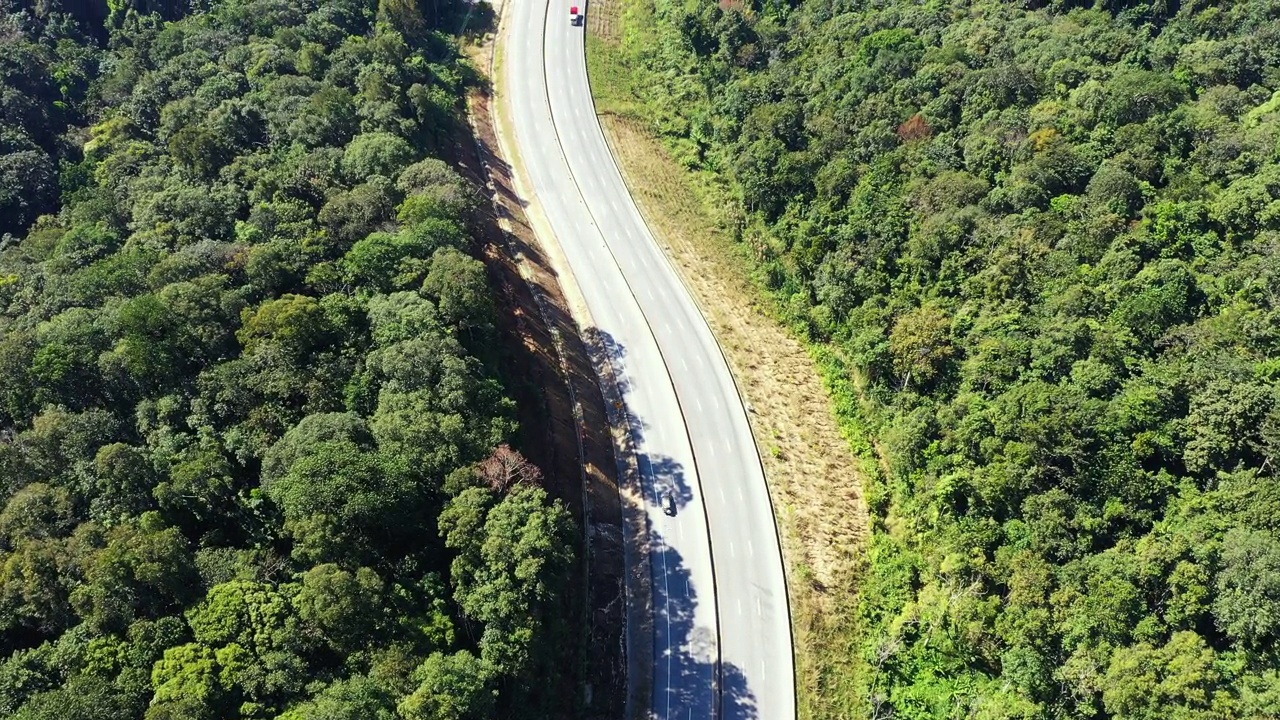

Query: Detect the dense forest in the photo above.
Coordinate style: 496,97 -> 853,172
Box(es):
613,0 -> 1280,717
0,0 -> 578,719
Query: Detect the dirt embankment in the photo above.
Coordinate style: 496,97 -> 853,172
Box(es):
454,23 -> 631,720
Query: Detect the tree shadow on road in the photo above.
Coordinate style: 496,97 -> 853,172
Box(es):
646,514 -> 759,720
586,326 -> 760,719
585,327 -> 698,511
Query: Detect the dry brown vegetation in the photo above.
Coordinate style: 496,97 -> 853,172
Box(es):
585,14 -> 872,714
585,0 -> 622,43
598,112 -> 869,599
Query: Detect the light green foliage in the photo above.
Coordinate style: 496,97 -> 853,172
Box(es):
179,580 -> 311,713
397,650 -> 494,720
149,643 -> 223,711
187,581 -> 300,652
1102,632 -> 1224,720
342,132 -> 415,182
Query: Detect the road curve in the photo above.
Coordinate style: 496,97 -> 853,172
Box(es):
503,0 -> 796,718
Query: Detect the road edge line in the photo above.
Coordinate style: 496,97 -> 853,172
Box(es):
580,12 -> 800,718
550,8 -> 727,720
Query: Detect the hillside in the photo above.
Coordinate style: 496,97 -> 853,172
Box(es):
602,0 -> 1280,716
0,1 -> 578,719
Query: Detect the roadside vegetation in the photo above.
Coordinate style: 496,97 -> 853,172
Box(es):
0,1 -> 579,719
586,1 -> 874,716
590,0 -> 1280,717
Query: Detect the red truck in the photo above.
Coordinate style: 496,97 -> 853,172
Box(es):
570,4 -> 582,25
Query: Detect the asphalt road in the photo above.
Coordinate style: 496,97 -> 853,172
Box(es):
503,1 -> 795,718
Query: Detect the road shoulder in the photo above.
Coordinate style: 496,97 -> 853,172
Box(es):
583,1 -> 874,715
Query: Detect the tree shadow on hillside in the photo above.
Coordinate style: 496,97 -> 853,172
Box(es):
455,0 -> 497,39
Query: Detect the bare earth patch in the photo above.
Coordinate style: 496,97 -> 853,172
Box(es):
586,0 -> 621,42
586,16 -> 872,718
463,23 -> 630,720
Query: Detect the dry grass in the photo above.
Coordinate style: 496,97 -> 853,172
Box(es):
586,16 -> 872,719
597,112 -> 869,592
586,0 -> 622,42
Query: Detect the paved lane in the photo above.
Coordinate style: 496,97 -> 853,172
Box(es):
504,1 -> 795,717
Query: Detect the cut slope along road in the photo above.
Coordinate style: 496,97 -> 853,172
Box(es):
503,0 -> 796,718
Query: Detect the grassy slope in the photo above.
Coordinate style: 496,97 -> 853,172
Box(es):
585,0 -> 881,716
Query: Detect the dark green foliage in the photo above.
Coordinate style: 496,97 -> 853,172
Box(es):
0,1 -> 575,718
439,485 -> 574,705
265,441 -> 417,564
294,564 -> 385,654
0,3 -> 102,236
623,0 -> 1280,715
423,247 -> 497,334
343,132 -> 416,182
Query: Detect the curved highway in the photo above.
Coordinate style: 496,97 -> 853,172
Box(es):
502,1 -> 795,717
